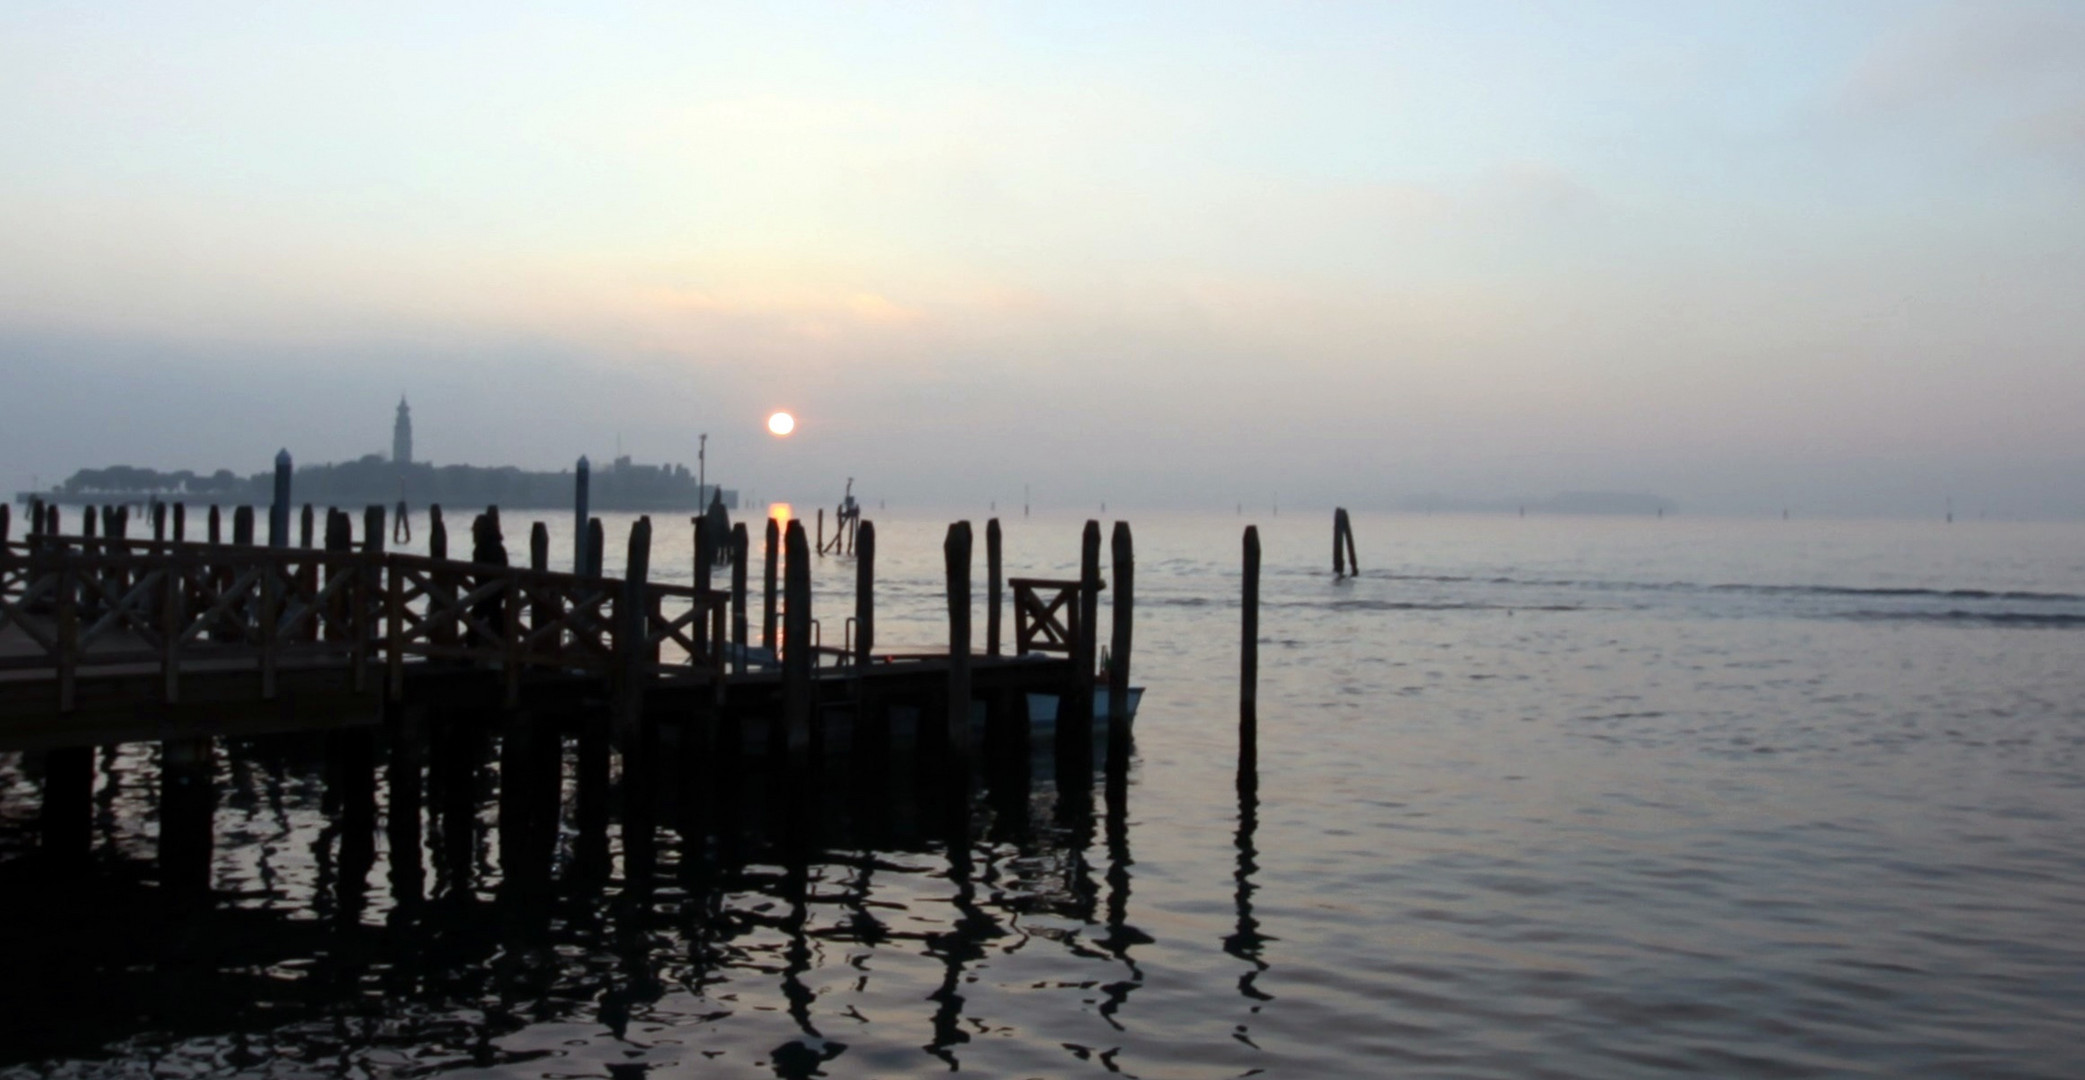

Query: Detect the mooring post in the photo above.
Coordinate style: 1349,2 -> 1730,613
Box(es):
1344,509 -> 1359,575
45,503 -> 59,537
573,455 -> 591,575
616,516 -> 652,736
586,517 -> 605,578
762,516 -> 780,651
730,522 -> 750,675
81,505 -> 96,541
1109,521 -> 1134,756
693,516 -> 714,594
300,504 -> 314,548
986,517 -> 1003,656
1059,521 -> 1103,769
172,502 -> 185,542
530,520 -> 549,572
1332,508 -> 1347,577
151,501 -> 166,542
24,498 -> 38,538
207,505 -> 221,546
781,519 -> 812,758
1242,525 -> 1260,735
233,505 -> 254,547
269,449 -> 291,548
854,520 -> 876,667
817,507 -> 826,557
945,521 -> 973,758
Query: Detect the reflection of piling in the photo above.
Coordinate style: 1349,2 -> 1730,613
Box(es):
986,518 -> 1003,656
854,520 -> 876,666
945,521 -> 973,759
39,746 -> 93,863
386,706 -> 425,909
159,737 -> 215,902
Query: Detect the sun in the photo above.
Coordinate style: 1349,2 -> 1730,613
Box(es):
767,411 -> 796,436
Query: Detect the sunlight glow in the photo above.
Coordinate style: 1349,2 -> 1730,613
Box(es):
767,411 -> 795,436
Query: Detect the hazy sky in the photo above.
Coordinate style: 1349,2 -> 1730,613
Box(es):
4,2 -> 2082,516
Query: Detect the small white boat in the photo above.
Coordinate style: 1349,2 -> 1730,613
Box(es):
1026,687 -> 1143,725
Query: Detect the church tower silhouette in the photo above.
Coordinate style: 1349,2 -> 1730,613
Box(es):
393,396 -> 413,466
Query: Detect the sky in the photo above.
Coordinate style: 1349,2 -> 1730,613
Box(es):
3,1 -> 2082,517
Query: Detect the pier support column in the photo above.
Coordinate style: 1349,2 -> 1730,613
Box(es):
158,737 -> 216,902
39,745 -> 93,864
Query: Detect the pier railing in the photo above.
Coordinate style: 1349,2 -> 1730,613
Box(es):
0,537 -> 729,711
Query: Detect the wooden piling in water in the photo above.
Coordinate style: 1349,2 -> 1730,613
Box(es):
730,523 -> 750,675
986,518 -> 1003,656
301,504 -> 314,548
1242,525 -> 1260,734
854,520 -> 876,666
945,521 -> 973,758
586,518 -> 605,578
781,519 -> 812,758
1059,521 -> 1103,766
1109,521 -> 1134,749
24,499 -> 38,538
81,505 -> 95,540
573,455 -> 591,575
208,505 -> 221,546
762,516 -> 780,651
693,516 -> 714,594
151,502 -> 165,542
270,449 -> 291,548
617,516 -> 653,735
233,505 -> 254,547
172,502 -> 184,542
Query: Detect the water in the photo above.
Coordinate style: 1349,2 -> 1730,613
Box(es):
5,510 -> 2085,1078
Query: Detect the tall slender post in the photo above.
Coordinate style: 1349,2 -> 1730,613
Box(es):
945,521 -> 973,757
530,521 -> 549,571
618,516 -> 652,735
853,520 -> 875,666
762,516 -> 780,651
208,505 -> 221,546
816,507 -> 825,557
573,455 -> 591,575
986,518 -> 1003,656
151,502 -> 166,542
1343,510 -> 1359,576
781,519 -> 812,757
730,522 -> 749,675
1109,521 -> 1134,742
1242,525 -> 1260,736
269,449 -> 291,548
232,505 -> 254,546
586,518 -> 604,578
693,516 -> 714,594
1060,521 -> 1102,767
301,504 -> 315,548
173,502 -> 185,542
1332,508 -> 1346,577
27,498 -> 41,538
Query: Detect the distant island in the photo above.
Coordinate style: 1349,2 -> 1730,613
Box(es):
17,398 -> 736,512
1398,491 -> 1677,515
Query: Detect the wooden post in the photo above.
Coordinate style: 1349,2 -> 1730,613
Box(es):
781,519 -> 812,757
162,550 -> 182,702
427,504 -> 454,655
617,516 -> 652,734
730,523 -> 749,675
586,517 -> 604,578
269,449 -> 291,548
693,516 -> 714,593
208,505 -> 221,546
945,521 -> 973,757
573,455 -> 590,575
986,518 -> 1003,656
762,516 -> 780,651
1332,508 -> 1346,577
1345,511 -> 1359,575
853,520 -> 875,666
428,505 -> 446,558
1109,521 -> 1134,738
82,505 -> 96,540
530,521 -> 549,571
172,502 -> 185,542
529,521 -> 557,667
56,558 -> 77,712
301,504 -> 315,548
25,498 -> 39,538
356,505 -> 384,693
1242,525 -> 1260,732
233,505 -> 254,547
151,501 -> 166,542
816,507 -> 825,557
387,555 -> 406,701
46,503 -> 59,537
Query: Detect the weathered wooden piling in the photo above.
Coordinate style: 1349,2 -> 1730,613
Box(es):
1242,525 -> 1260,733
233,505 -> 254,547
693,515 -> 715,593
1109,521 -> 1134,751
269,449 -> 291,548
987,518 -> 1003,656
730,523 -> 750,675
854,520 -> 876,666
573,455 -> 591,575
151,502 -> 166,542
172,502 -> 185,541
616,516 -> 652,734
207,505 -> 221,546
1058,521 -> 1103,767
945,521 -> 973,757
585,518 -> 605,578
530,521 -> 549,571
300,504 -> 315,548
762,516 -> 780,651
24,498 -> 39,537
816,507 -> 825,558
45,503 -> 59,537
81,505 -> 96,540
781,519 -> 812,757
1332,507 -> 1359,577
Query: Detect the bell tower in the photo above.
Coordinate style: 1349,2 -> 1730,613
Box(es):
393,396 -> 413,466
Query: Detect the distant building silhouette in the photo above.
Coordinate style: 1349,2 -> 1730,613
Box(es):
393,396 -> 413,467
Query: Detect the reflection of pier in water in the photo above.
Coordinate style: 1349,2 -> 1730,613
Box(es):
0,704 -> 1166,1073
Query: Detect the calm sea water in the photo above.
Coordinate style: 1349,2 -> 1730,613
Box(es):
4,509 -> 2084,1078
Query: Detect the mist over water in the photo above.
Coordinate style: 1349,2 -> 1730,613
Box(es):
4,511 -> 2084,1077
